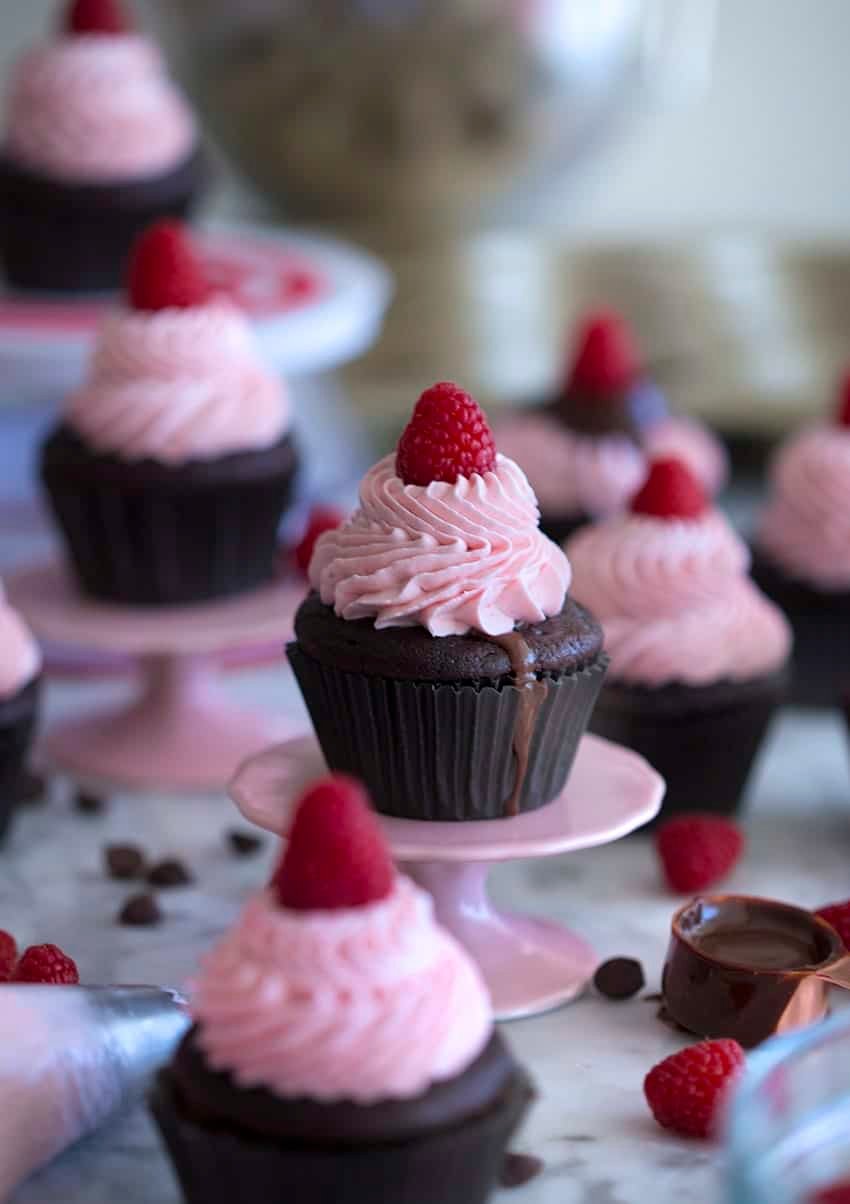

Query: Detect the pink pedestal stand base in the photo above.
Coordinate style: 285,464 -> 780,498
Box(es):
230,733 -> 665,1019
8,563 -> 306,792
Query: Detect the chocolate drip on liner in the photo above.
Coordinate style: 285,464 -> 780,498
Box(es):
486,630 -> 549,817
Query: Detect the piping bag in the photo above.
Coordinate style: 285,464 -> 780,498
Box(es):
0,985 -> 188,1200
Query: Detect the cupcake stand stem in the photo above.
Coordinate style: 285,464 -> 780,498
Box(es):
230,733 -> 664,1020
7,561 -> 306,792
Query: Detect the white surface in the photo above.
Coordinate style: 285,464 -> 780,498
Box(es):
4,661 -> 850,1204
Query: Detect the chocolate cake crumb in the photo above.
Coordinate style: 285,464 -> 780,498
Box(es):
227,829 -> 264,857
119,892 -> 162,927
500,1153 -> 544,1189
147,859 -> 193,888
75,789 -> 106,815
105,844 -> 146,880
593,957 -> 645,1000
14,770 -> 48,805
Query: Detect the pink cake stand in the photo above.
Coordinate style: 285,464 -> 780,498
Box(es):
7,562 -> 306,792
230,733 -> 665,1019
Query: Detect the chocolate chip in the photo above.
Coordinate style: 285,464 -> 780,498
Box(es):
14,770 -> 48,805
119,892 -> 162,927
147,859 -> 193,888
500,1153 -> 544,1189
75,789 -> 106,815
593,957 -> 646,1000
105,844 -> 146,881
227,829 -> 264,857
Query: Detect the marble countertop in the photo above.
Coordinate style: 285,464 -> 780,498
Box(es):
5,656 -> 850,1204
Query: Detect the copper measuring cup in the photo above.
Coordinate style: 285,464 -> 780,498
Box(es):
662,895 -> 850,1048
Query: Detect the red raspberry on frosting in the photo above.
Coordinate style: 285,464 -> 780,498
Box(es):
0,930 -> 17,981
644,1038 -> 745,1138
815,900 -> 850,949
13,943 -> 79,985
395,382 -> 496,486
126,220 -> 212,312
65,0 -> 130,34
565,310 -> 640,397
655,813 -> 744,893
631,457 -> 708,521
273,775 -> 395,911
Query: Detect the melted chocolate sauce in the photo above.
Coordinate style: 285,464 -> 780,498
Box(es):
487,630 -> 548,816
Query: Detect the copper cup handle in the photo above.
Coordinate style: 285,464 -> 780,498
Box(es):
817,955 -> 850,990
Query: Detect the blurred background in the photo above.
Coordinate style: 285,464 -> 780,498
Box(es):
3,0 -> 850,447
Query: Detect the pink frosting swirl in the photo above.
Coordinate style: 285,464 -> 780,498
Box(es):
309,453 -> 570,636
645,415 -> 729,496
567,512 -> 791,686
757,424 -> 850,590
5,35 -> 195,182
192,877 -> 493,1103
66,302 -> 290,464
0,587 -> 41,699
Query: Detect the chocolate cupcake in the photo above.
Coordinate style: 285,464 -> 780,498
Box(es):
288,381 -> 606,821
495,311 -> 729,544
568,458 -> 791,820
752,374 -> 850,708
0,588 -> 42,843
0,0 -> 206,294
152,776 -> 533,1204
40,221 -> 298,607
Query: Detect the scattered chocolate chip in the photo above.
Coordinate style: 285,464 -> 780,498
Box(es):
593,957 -> 646,1000
75,789 -> 106,815
500,1153 -> 544,1189
147,859 -> 193,888
14,770 -> 49,805
227,829 -> 264,857
119,892 -> 162,927
105,844 -> 146,881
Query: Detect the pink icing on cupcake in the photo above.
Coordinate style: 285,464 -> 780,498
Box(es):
567,461 -> 790,686
192,776 -> 493,1103
309,451 -> 570,637
5,34 -> 195,182
757,423 -> 850,591
0,588 -> 41,700
66,225 -> 289,464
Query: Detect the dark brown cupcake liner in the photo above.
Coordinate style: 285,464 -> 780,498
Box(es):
287,644 -> 607,821
751,547 -> 850,709
539,512 -> 591,547
151,1064 -> 531,1204
0,147 -> 207,294
588,668 -> 788,821
41,427 -> 298,607
0,676 -> 40,844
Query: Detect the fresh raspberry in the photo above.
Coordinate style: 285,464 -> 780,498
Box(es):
273,775 -> 395,911
395,382 -> 496,486
565,310 -> 640,397
0,930 -> 17,982
126,221 -> 211,312
655,813 -> 744,893
815,900 -> 850,949
631,457 -> 708,521
294,506 -> 344,576
644,1038 -> 745,1139
13,944 -> 79,985
65,0 -> 130,34
836,371 -> 850,428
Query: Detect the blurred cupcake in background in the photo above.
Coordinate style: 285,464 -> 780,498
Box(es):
152,774 -> 533,1204
495,310 -> 729,544
0,587 -> 42,843
41,220 -> 299,607
567,457 -> 790,820
0,0 -> 206,293
754,372 -> 850,708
